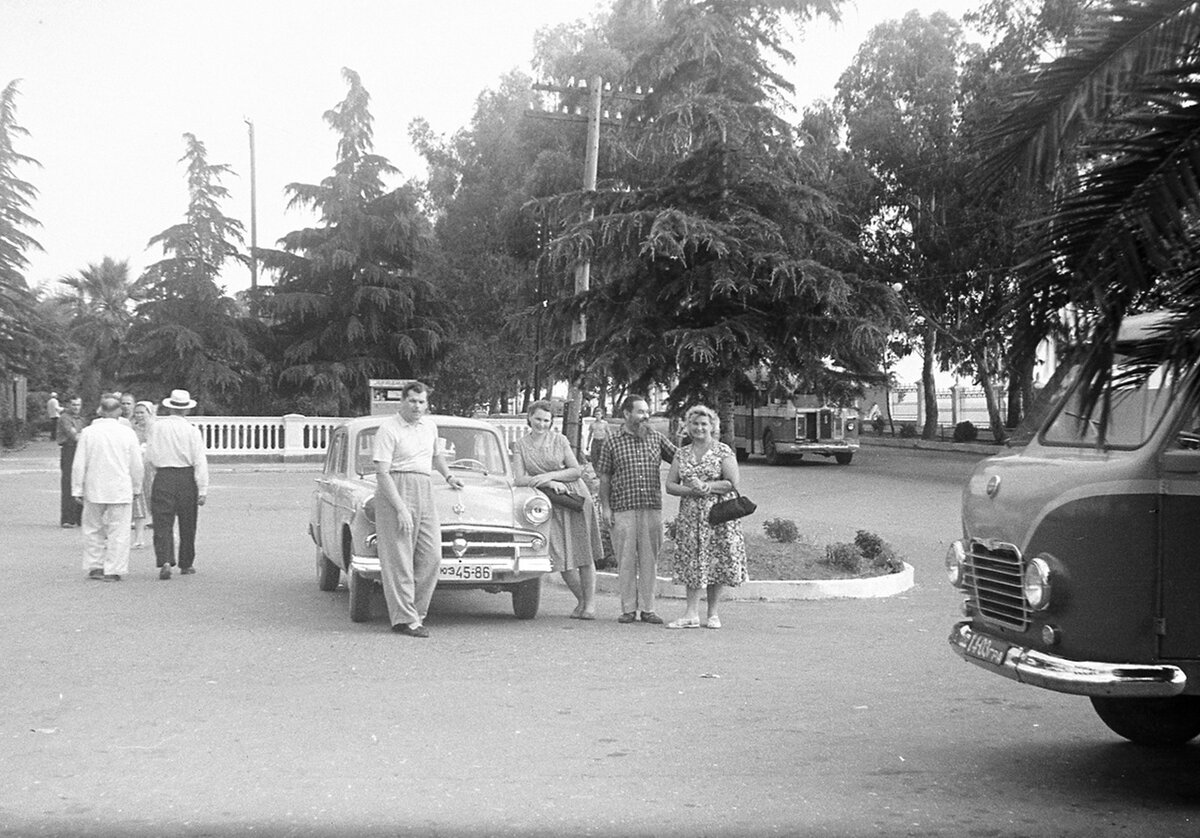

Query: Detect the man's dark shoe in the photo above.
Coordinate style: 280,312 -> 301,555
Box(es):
393,623 -> 430,638
102,574 -> 121,582
640,611 -> 664,625
617,612 -> 637,624
180,567 -> 196,575
86,568 -> 104,581
158,565 -> 172,580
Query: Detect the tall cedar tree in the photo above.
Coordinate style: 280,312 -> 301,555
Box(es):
542,0 -> 900,412
0,80 -> 42,382
263,69 -> 446,416
131,133 -> 257,410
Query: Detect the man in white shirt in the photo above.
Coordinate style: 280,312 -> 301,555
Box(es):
145,389 -> 209,580
71,395 -> 143,582
372,381 -> 463,637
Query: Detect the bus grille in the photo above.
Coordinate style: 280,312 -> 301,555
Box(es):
965,541 -> 1029,631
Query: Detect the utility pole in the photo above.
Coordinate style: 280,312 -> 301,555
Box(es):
244,118 -> 259,299
528,76 -> 647,454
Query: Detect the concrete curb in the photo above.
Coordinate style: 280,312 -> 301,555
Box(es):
859,436 -> 999,456
549,562 -> 915,601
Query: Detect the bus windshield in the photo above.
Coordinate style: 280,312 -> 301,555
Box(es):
1040,358 -> 1176,449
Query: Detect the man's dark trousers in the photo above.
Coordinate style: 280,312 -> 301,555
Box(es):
151,466 -> 199,569
59,443 -> 81,526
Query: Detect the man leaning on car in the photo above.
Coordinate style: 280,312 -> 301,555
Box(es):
372,381 -> 464,638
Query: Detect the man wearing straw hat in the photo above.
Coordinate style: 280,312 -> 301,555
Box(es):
145,389 -> 209,580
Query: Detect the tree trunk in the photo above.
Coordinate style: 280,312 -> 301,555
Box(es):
973,346 -> 1008,445
921,326 -> 939,440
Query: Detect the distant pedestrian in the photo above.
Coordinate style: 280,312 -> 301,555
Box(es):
71,395 -> 143,582
118,392 -> 136,428
597,395 -> 677,625
130,400 -> 157,549
57,396 -> 85,528
45,392 -> 61,440
145,389 -> 208,580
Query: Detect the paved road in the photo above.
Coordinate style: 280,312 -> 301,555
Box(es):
2,441 -> 1198,837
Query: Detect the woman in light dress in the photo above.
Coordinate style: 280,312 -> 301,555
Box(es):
664,405 -> 748,629
512,400 -> 602,619
130,400 -> 157,549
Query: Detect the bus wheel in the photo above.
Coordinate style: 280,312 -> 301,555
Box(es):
764,433 -> 782,466
835,452 -> 853,465
1090,696 -> 1200,746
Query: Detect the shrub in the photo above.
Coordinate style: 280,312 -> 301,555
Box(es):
663,517 -> 679,542
953,421 -> 979,443
870,415 -> 886,436
855,529 -> 905,574
898,422 -> 918,439
762,517 -> 799,543
1,418 -> 27,449
823,542 -> 863,574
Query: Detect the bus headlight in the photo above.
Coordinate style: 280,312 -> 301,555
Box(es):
1023,556 -> 1053,611
945,540 -> 967,588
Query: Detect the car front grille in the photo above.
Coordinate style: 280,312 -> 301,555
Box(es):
441,527 -> 537,559
965,540 -> 1029,631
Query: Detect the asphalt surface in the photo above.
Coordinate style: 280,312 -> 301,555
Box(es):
2,440 -> 1198,838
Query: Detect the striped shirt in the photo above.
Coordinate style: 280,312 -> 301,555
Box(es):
597,427 -> 677,512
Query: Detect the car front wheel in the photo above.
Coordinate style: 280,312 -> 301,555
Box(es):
316,547 -> 341,591
1090,696 -> 1200,746
348,569 -> 372,623
512,577 -> 542,620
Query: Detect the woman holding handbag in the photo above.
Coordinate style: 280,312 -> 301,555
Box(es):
512,400 -> 602,619
664,405 -> 748,629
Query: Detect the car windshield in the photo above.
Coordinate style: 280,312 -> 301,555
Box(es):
1041,356 -> 1176,449
354,424 -> 508,476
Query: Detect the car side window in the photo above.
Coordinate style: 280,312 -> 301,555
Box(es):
355,428 -> 378,476
325,429 -> 346,476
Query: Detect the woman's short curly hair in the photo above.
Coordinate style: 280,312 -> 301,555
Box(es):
684,404 -> 720,436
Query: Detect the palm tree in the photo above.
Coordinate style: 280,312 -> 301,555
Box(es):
983,0 -> 1200,410
55,257 -> 149,400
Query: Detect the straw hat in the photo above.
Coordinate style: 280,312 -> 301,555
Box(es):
162,389 -> 197,410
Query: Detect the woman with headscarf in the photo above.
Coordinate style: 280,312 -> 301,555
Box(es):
130,400 -> 157,548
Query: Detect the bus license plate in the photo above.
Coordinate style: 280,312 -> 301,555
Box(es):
964,633 -> 1009,666
440,564 -> 492,581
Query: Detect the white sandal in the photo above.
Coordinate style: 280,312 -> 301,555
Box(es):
704,615 -> 722,629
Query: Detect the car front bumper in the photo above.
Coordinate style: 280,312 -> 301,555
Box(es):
949,621 -> 1186,698
774,441 -> 858,456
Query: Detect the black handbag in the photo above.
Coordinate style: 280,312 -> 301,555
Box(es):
708,490 -> 756,525
547,490 -> 585,512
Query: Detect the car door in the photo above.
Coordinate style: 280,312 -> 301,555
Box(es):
317,428 -> 348,559
1158,397 -> 1200,660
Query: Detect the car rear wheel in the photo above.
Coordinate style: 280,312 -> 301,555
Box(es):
1090,696 -> 1200,746
316,547 -> 341,592
834,452 -> 853,465
512,577 -> 542,620
348,569 -> 372,623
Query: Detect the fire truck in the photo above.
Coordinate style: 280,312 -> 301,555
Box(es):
731,391 -> 860,465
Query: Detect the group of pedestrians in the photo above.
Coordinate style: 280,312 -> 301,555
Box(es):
371,383 -> 748,639
60,388 -> 208,583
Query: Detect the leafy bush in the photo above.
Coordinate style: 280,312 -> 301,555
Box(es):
1,418 -> 27,449
855,529 -> 905,574
898,422 -> 918,439
823,542 -> 863,574
870,415 -> 886,436
953,421 -> 979,443
663,517 -> 679,542
762,517 -> 799,543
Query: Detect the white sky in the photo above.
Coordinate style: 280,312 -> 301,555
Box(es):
2,0 -> 978,297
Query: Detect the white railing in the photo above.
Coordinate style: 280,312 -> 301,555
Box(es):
187,414 -> 595,459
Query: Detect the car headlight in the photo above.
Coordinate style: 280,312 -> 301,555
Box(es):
523,493 -> 551,525
363,497 -> 376,525
1023,556 -> 1053,611
945,540 -> 967,588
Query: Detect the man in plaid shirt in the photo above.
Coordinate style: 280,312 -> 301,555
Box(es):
597,395 -> 678,624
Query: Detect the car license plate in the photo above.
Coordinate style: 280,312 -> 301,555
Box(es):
440,563 -> 492,581
964,632 -> 1010,666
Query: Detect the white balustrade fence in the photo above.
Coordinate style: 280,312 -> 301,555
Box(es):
187,414 -> 595,460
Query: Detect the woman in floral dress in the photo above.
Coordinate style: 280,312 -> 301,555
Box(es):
664,405 -> 747,629
512,400 -> 603,619
130,400 -> 157,549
